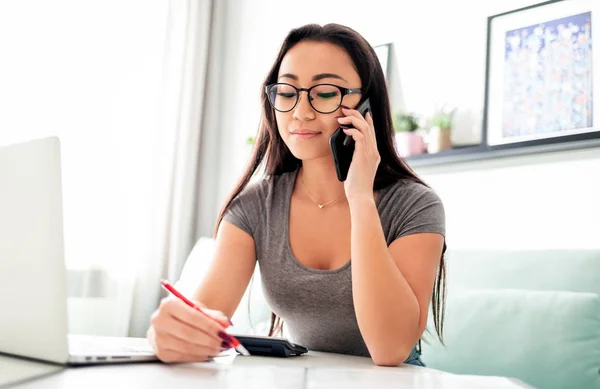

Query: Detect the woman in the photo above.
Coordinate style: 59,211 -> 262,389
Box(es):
147,23 -> 446,367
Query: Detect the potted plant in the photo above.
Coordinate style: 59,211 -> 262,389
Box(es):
427,107 -> 455,154
393,112 -> 426,157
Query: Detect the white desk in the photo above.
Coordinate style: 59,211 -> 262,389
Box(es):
1,351 -> 535,389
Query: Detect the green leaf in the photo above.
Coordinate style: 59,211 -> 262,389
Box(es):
393,112 -> 419,132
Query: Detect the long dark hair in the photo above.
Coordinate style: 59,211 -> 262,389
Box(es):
214,23 -> 446,346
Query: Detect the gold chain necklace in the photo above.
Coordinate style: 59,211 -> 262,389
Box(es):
301,174 -> 345,209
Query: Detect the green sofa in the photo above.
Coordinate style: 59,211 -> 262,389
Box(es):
421,250 -> 600,389
178,241 -> 600,389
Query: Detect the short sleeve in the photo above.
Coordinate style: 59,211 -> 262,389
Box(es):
222,196 -> 253,237
390,185 -> 446,241
221,180 -> 266,238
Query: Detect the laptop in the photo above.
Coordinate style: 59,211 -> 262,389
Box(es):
0,136 -> 157,365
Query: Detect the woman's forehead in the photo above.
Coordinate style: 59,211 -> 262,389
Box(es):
278,41 -> 360,85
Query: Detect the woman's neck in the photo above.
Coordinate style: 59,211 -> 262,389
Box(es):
298,159 -> 346,205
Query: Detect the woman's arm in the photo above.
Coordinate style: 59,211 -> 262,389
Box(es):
192,220 -> 257,318
349,196 -> 444,367
148,220 -> 256,362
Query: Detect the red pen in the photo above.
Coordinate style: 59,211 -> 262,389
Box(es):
160,280 -> 250,356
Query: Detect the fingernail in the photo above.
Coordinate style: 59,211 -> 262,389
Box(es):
341,105 -> 350,109
365,108 -> 370,116
218,331 -> 234,343
334,115 -> 345,119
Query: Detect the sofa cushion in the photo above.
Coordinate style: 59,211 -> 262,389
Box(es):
421,289 -> 600,389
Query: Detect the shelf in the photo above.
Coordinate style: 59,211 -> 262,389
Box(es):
404,138 -> 600,168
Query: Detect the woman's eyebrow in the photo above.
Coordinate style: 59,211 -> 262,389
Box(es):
312,73 -> 347,82
278,73 -> 347,82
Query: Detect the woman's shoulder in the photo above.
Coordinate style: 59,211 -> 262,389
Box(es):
379,178 -> 446,240
233,170 -> 297,206
234,176 -> 269,200
380,178 -> 443,207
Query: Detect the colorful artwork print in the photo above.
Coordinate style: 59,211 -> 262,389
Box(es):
502,12 -> 592,140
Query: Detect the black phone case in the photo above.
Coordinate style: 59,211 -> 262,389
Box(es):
329,99 -> 371,181
233,335 -> 308,358
330,128 -> 354,182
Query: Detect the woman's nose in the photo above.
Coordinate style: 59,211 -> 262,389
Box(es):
292,92 -> 316,120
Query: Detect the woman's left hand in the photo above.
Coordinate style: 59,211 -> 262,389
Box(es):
337,107 -> 381,204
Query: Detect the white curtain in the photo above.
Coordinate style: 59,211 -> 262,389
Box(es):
127,0 -> 229,337
0,0 -> 232,338
0,0 -> 166,337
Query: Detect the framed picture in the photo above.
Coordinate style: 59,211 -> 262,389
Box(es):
374,43 -> 392,82
483,0 -> 600,149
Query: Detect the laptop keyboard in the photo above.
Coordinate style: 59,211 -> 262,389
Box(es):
68,334 -> 155,356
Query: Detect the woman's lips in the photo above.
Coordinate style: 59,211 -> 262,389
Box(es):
291,130 -> 321,139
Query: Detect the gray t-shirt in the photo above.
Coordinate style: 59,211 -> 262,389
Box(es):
223,169 -> 445,358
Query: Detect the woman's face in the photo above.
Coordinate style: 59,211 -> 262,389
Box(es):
273,41 -> 362,162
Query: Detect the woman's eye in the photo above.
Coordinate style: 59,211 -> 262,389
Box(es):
277,93 -> 296,98
316,92 -> 338,99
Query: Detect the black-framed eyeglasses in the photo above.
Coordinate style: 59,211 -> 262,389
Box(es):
265,83 -> 362,114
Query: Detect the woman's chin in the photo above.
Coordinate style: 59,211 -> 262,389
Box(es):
287,147 -> 332,162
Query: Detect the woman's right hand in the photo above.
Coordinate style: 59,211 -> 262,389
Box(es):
147,297 -> 234,363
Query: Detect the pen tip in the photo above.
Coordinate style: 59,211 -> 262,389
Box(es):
236,344 -> 251,356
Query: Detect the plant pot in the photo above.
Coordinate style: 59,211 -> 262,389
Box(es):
395,132 -> 425,157
427,126 -> 452,154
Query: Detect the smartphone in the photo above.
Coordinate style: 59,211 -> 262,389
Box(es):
329,98 -> 371,181
230,334 -> 308,357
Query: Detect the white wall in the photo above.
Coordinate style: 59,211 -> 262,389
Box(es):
415,148 -> 600,250
217,0 -> 600,249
